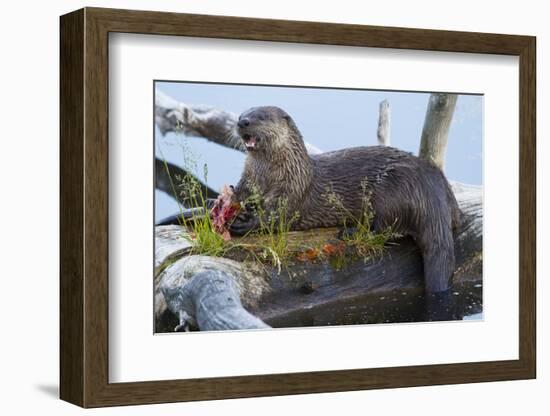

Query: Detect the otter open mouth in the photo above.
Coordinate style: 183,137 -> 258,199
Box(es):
242,134 -> 258,150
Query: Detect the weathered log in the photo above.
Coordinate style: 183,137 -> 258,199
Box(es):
419,93 -> 458,170
155,247 -> 271,332
155,182 -> 482,332
155,89 -> 323,155
377,99 -> 391,146
155,158 -> 217,204
162,270 -> 269,331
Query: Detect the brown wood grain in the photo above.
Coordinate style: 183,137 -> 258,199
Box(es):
60,7 -> 537,408
59,8 -> 84,406
518,38 -> 537,376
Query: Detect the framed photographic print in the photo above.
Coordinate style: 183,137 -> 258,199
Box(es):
60,7 -> 536,408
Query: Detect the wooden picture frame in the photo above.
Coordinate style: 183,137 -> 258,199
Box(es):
60,7 -> 536,408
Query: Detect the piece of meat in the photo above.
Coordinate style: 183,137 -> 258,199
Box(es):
210,185 -> 240,240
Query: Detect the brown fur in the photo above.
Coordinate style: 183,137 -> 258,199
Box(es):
232,106 -> 460,293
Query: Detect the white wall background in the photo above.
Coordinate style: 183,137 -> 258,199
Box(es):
0,1 -> 546,414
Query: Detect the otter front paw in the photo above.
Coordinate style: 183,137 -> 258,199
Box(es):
229,212 -> 260,236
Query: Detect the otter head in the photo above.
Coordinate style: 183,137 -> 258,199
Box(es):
236,106 -> 304,156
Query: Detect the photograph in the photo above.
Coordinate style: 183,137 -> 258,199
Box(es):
53,5 -> 538,410
153,81 -> 483,333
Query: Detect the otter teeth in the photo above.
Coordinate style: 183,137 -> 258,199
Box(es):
245,136 -> 257,149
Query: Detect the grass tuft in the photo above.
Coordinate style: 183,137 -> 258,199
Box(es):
324,178 -> 400,262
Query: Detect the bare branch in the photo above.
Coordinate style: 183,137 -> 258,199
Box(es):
155,158 -> 218,203
377,99 -> 391,146
155,89 -> 323,155
419,93 -> 458,170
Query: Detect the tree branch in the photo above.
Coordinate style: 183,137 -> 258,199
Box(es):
155,89 -> 323,155
418,93 -> 458,170
377,99 -> 391,146
155,158 -> 218,203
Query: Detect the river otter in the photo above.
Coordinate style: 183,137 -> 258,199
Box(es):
229,106 -> 461,294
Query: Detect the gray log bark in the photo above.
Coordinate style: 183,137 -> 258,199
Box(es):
155,183 -> 482,332
156,252 -> 271,332
163,270 -> 269,331
377,99 -> 391,146
418,93 -> 458,170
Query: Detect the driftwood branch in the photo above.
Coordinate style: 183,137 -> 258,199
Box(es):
154,241 -> 272,332
418,93 -> 458,170
155,158 -> 218,204
162,269 -> 269,331
155,90 -> 323,155
155,90 -> 242,150
155,183 -> 482,332
377,99 -> 391,146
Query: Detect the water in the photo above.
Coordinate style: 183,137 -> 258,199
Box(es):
265,281 -> 483,329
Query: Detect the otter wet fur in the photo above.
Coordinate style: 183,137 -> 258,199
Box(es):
230,106 -> 461,294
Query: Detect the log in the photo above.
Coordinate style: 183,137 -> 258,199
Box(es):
418,93 -> 458,170
162,270 -> 269,331
155,158 -> 217,204
377,99 -> 391,146
155,182 -> 482,332
155,247 -> 272,332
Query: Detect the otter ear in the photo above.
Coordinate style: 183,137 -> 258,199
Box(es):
283,114 -> 299,132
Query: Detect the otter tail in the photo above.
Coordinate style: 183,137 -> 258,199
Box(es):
418,230 -> 456,293
418,179 -> 459,294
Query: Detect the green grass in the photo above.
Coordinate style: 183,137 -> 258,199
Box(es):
176,162 -> 229,257
188,215 -> 227,257
324,178 -> 400,262
247,189 -> 300,272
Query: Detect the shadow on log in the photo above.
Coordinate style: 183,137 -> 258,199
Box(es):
154,182 -> 482,333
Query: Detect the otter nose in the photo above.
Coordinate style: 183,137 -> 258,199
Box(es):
238,118 -> 250,128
